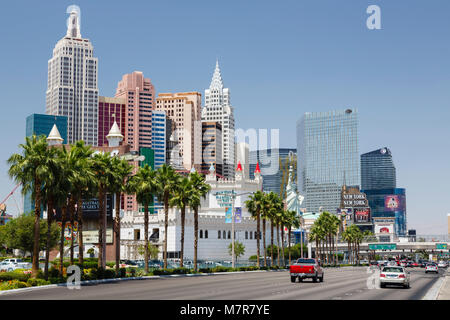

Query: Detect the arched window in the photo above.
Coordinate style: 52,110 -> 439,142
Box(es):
250,231 -> 253,239
228,231 -> 231,239
218,230 -> 221,239
223,230 -> 226,239
200,230 -> 203,239
245,231 -> 248,240
205,230 -> 208,239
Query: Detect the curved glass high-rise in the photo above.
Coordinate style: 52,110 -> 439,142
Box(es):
297,109 -> 360,213
361,148 -> 396,190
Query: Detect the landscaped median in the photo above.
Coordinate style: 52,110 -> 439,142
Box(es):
0,265 -> 290,293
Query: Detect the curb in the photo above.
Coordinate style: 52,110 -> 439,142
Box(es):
0,269 -> 288,296
422,275 -> 446,300
436,274 -> 449,300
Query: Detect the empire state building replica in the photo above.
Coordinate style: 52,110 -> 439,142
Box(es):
201,60 -> 236,178
46,8 -> 99,146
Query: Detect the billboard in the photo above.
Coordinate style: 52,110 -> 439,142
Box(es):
235,207 -> 242,223
55,195 -> 113,221
384,195 -> 405,211
354,208 -> 370,223
225,207 -> 232,223
375,224 -> 394,234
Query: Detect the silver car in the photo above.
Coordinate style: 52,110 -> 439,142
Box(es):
380,266 -> 410,288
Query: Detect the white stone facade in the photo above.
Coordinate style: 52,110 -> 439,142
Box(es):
202,61 -> 235,179
46,10 -> 99,146
120,161 -> 271,262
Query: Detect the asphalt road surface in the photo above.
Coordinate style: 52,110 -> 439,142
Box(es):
0,267 -> 445,300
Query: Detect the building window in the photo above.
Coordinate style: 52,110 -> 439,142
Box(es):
205,230 -> 208,239
250,231 -> 253,240
223,230 -> 226,239
245,231 -> 248,240
218,230 -> 221,239
228,231 -> 231,239
200,230 -> 203,239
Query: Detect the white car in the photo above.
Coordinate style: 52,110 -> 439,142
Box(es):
0,259 -> 31,272
437,261 -> 448,268
425,263 -> 439,274
380,266 -> 410,288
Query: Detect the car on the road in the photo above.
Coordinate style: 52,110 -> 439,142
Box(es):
411,262 -> 419,268
386,261 -> 397,267
289,258 -> 324,283
369,261 -> 379,268
437,261 -> 448,268
425,263 -> 439,274
419,261 -> 428,268
379,266 -> 410,288
360,259 -> 369,265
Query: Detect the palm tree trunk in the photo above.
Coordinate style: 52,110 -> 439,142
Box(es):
32,178 -> 41,278
77,198 -> 84,266
163,194 -> 169,269
69,196 -> 75,265
144,202 -> 149,274
270,221 -> 274,266
98,187 -> 105,269
256,211 -> 260,268
115,192 -> 121,276
44,197 -> 54,280
280,225 -> 285,267
59,204 -> 67,277
288,228 -> 292,266
194,207 -> 199,272
276,223 -> 280,266
262,218 -> 267,267
180,206 -> 186,268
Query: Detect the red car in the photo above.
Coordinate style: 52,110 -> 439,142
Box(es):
289,258 -> 324,283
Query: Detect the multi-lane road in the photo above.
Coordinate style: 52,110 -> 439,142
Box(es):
0,267 -> 445,300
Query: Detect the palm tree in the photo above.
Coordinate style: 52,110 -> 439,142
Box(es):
169,176 -> 192,268
128,164 -> 155,274
110,157 -> 133,276
187,171 -> 211,272
266,192 -> 282,266
154,164 -> 180,269
245,190 -> 265,268
8,135 -> 58,278
284,210 -> 300,266
91,151 -> 116,269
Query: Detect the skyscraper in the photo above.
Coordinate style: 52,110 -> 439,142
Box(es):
155,92 -> 202,171
361,147 -> 407,236
114,71 -> 155,152
202,122 -> 223,176
46,8 -> 99,146
201,61 -> 235,178
361,148 -> 396,190
297,109 -> 360,213
151,110 -> 167,168
98,96 -> 126,147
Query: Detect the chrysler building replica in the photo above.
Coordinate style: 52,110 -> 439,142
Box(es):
46,7 -> 99,145
202,60 -> 235,178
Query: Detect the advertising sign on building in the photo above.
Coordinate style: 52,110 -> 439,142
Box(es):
83,229 -> 113,244
354,208 -> 370,223
375,224 -> 394,234
384,195 -> 405,211
342,192 -> 368,207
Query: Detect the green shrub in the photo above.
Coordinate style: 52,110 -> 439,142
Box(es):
153,268 -> 172,276
199,268 -> 212,273
0,271 -> 30,282
172,268 -> 190,274
0,280 -> 30,290
118,268 -> 127,278
126,268 -> 136,277
104,269 -> 115,279
27,278 -> 50,287
212,266 -> 232,273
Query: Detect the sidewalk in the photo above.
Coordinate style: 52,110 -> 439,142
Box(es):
437,269 -> 450,300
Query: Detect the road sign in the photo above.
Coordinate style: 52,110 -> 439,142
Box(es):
215,190 -> 236,208
369,243 -> 397,250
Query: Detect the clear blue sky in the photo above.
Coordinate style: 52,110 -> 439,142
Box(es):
0,0 -> 449,234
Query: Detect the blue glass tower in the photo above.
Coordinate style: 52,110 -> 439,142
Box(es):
361,147 -> 407,236
151,111 -> 167,168
297,109 -> 360,213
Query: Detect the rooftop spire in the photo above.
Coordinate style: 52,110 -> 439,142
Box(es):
47,124 -> 64,146
209,59 -> 224,89
66,6 -> 81,38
